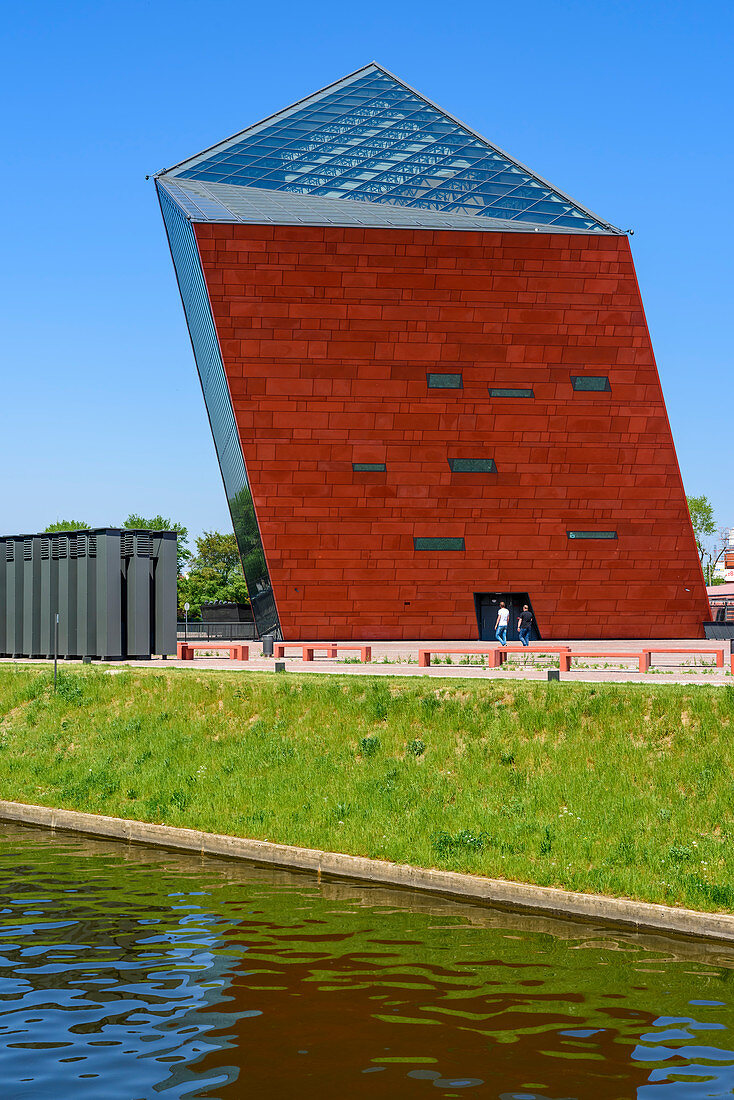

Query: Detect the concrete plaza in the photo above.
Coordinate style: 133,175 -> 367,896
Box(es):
4,637 -> 730,686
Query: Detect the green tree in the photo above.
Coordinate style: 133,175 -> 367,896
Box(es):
177,529 -> 249,617
122,513 -> 191,573
177,569 -> 249,618
686,495 -> 716,563
190,530 -> 243,584
44,520 -> 89,532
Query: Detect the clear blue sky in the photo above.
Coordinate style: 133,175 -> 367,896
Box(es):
2,0 -> 731,544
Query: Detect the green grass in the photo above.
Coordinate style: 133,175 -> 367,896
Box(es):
1,665 -> 733,912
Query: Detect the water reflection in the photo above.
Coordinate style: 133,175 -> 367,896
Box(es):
1,823 -> 734,1098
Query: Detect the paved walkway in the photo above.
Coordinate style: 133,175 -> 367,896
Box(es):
3,637 -> 731,687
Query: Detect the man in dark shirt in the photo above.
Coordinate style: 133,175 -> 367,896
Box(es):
517,605 -> 533,647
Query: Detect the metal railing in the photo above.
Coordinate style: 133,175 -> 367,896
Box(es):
177,621 -> 257,641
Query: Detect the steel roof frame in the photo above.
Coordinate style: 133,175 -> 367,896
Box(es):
155,62 -> 619,233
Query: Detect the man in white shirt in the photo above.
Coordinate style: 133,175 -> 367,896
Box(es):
495,602 -> 510,646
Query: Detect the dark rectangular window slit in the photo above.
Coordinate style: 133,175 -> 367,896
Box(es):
427,372 -> 462,389
567,531 -> 618,540
489,387 -> 534,398
571,376 -> 611,391
352,462 -> 386,472
414,537 -> 465,551
448,458 -> 496,473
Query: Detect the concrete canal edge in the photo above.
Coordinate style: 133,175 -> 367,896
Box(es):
2,798 -> 734,946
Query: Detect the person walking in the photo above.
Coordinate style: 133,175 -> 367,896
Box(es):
517,604 -> 533,647
495,601 -> 509,646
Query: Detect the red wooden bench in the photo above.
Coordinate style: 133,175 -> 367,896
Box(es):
419,647 -> 496,669
564,650 -> 643,672
274,643 -> 337,660
273,643 -> 371,662
418,645 -> 571,669
640,646 -> 726,671
562,648 -> 726,673
333,645 -> 372,662
494,645 -> 574,670
418,645 -> 730,675
177,642 -> 249,661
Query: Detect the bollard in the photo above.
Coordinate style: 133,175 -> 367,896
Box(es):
547,669 -> 560,682
262,636 -> 275,658
275,661 -> 286,673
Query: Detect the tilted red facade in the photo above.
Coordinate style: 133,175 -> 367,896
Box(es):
195,222 -> 708,640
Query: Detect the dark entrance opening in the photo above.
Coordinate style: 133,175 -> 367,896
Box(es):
474,592 -> 540,642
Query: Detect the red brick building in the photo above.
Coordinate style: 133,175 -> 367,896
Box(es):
156,64 -> 708,640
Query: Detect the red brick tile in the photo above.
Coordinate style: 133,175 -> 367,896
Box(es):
194,222 -> 708,640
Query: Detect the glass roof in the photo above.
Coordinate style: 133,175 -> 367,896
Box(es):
163,65 -> 612,232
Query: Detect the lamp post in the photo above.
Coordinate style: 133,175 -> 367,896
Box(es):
53,612 -> 59,691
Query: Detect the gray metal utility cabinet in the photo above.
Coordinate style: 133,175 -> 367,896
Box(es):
0,528 -> 177,660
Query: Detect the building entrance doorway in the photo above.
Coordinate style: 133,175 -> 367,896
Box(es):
474,592 -> 539,642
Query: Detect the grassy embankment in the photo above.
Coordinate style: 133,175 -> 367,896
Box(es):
1,665 -> 733,912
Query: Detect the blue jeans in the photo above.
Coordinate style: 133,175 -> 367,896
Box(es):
495,625 -> 507,645
519,628 -> 531,647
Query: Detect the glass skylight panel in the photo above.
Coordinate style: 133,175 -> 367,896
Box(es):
169,67 -> 608,230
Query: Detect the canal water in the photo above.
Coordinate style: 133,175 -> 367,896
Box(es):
2,824 -> 734,1099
